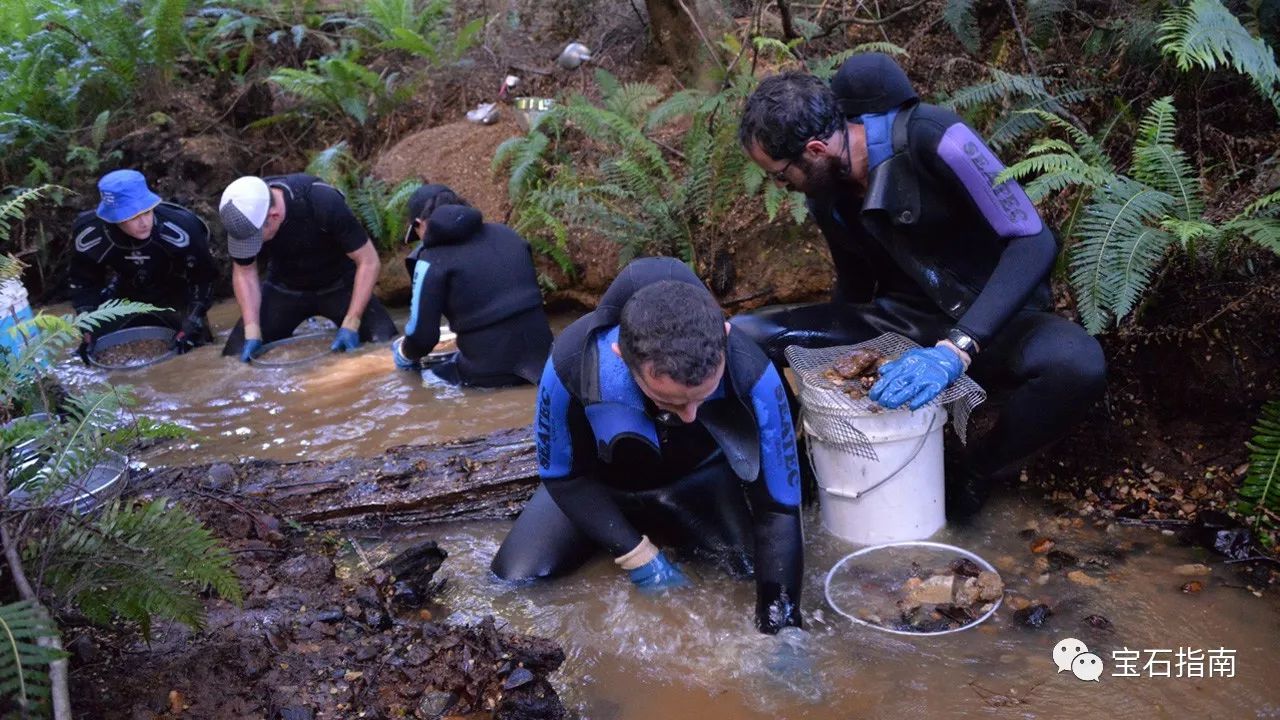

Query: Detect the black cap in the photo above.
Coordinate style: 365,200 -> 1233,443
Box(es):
403,183 -> 456,245
830,53 -> 919,118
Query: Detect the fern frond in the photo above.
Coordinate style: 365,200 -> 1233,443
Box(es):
1131,97 -> 1203,221
0,185 -> 62,243
38,499 -> 242,639
603,82 -> 664,126
505,131 -> 551,204
1222,217 -> 1280,255
0,601 -> 62,711
1159,0 -> 1280,113
1241,400 -> 1280,521
1069,181 -> 1178,332
305,141 -> 358,192
1026,0 -> 1071,43
944,0 -> 979,53
646,89 -> 709,131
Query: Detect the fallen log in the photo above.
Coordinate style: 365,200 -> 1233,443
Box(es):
136,427 -> 539,528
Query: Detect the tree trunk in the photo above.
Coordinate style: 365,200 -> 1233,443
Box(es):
139,428 -> 540,529
643,0 -> 729,80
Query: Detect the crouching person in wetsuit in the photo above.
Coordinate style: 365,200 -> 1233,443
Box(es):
734,54 -> 1106,517
491,257 -> 804,634
218,174 -> 397,361
391,184 -> 552,387
69,169 -> 217,363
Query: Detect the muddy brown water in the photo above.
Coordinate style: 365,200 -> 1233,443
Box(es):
58,301 -> 560,465
51,301 -> 1280,718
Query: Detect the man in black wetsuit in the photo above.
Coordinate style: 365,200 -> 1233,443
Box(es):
391,184 -> 552,387
735,54 -> 1106,516
491,257 -> 804,635
68,169 -> 217,361
218,174 -> 397,361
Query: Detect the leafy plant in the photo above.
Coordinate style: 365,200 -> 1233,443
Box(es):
1240,400 -> 1280,531
1000,96 -> 1280,333
268,46 -> 413,126
0,600 -> 63,716
358,0 -> 483,65
943,0 -> 979,53
1159,0 -> 1280,114
306,142 -> 418,252
494,66 -> 809,273
942,66 -> 1093,150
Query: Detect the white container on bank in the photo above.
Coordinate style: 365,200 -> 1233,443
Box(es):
0,278 -> 37,358
805,404 -> 948,545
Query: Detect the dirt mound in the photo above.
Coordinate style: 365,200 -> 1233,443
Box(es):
373,117 -> 523,222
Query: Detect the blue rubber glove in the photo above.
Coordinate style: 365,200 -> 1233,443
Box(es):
331,327 -> 360,352
391,337 -> 420,371
627,551 -> 689,592
869,345 -> 965,410
240,338 -> 263,363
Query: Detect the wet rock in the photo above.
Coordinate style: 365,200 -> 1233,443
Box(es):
1030,537 -> 1055,554
279,555 -> 335,588
1083,614 -> 1113,631
1181,580 -> 1204,593
1067,570 -> 1102,587
953,577 -> 981,607
417,690 -> 457,718
311,608 -> 345,624
1179,510 -> 1256,560
1017,528 -> 1037,540
495,678 -> 566,720
902,575 -> 954,608
1116,499 -> 1149,519
503,667 -> 535,690
68,633 -> 100,665
277,708 -> 314,720
224,513 -> 254,540
1174,563 -> 1212,576
1006,595 -> 1032,611
381,541 -> 448,608
949,558 -> 982,578
1013,603 -> 1053,628
976,572 -> 1003,602
205,462 -> 237,490
1046,550 -> 1078,571
355,642 -> 382,662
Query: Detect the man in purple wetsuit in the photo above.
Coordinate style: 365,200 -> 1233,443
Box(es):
733,53 -> 1106,517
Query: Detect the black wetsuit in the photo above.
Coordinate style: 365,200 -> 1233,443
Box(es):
733,101 -> 1106,480
492,258 -> 804,634
222,174 -> 397,354
400,204 -> 552,387
68,202 -> 216,340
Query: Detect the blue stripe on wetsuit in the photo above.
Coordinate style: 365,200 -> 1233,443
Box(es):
583,325 -> 660,451
406,258 -> 430,335
861,108 -> 899,171
749,365 -> 801,507
534,358 -> 575,479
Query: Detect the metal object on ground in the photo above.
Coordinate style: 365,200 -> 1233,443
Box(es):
557,42 -> 591,69
90,325 -> 177,370
3,414 -> 129,514
251,332 -> 336,367
513,97 -> 555,132
466,102 -> 500,124
824,541 -> 1004,637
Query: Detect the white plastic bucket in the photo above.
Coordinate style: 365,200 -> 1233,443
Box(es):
0,278 -> 37,358
805,404 -> 947,545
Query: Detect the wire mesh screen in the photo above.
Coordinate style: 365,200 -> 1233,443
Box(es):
785,333 -> 986,459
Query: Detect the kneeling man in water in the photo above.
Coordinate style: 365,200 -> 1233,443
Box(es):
491,257 -> 804,634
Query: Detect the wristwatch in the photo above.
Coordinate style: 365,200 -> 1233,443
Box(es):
946,327 -> 980,356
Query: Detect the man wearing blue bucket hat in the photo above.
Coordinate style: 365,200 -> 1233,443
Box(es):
491,258 -> 805,636
69,169 -> 217,362
218,174 -> 397,361
733,55 -> 1107,518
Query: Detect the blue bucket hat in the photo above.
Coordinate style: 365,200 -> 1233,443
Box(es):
95,169 -> 162,224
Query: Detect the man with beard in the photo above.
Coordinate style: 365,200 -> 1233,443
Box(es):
68,169 -> 217,361
733,53 -> 1106,517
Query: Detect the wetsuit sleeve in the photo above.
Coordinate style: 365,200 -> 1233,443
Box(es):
68,219 -> 108,314
400,255 -> 446,361
915,117 -> 1058,345
535,360 -> 644,556
747,364 -> 804,633
312,183 -> 370,254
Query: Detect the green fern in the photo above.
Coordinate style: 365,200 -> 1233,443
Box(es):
1131,96 -> 1203,221
145,0 -> 190,73
944,0 -> 980,53
806,43 -> 908,81
0,601 -> 62,714
0,185 -> 61,243
36,499 -> 242,639
1159,0 -> 1280,114
1241,400 -> 1280,526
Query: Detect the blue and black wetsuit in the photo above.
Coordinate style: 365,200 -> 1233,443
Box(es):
492,258 -> 805,634
734,55 -> 1106,481
400,203 -> 552,387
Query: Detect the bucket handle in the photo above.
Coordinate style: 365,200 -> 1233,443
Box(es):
808,411 -> 937,501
